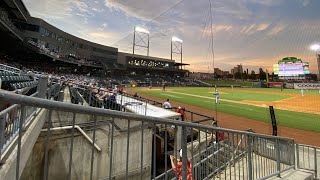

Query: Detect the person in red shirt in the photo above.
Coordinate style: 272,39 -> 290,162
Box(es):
176,106 -> 186,121
170,149 -> 193,180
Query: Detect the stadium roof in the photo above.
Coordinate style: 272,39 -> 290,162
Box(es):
118,52 -> 174,63
174,62 -> 190,66
3,0 -> 30,21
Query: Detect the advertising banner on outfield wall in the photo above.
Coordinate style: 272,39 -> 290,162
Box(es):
294,83 -> 320,89
285,83 -> 294,89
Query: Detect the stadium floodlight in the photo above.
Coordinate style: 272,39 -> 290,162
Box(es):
135,26 -> 149,34
310,44 -> 320,51
172,36 -> 183,43
133,26 -> 150,56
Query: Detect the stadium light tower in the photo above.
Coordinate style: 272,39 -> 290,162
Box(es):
310,43 -> 320,80
133,26 -> 150,56
171,36 -> 183,69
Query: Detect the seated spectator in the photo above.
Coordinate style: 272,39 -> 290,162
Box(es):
163,99 -> 171,109
105,93 -> 120,110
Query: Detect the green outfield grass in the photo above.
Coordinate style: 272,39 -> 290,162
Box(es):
237,88 -> 320,95
136,87 -> 320,133
169,87 -> 290,101
203,80 -> 258,86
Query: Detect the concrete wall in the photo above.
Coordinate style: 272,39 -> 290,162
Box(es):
0,108 -> 47,180
21,110 -> 153,180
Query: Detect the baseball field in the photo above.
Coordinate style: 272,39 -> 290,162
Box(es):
134,87 -> 320,133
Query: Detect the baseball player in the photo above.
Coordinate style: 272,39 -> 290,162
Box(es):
214,90 -> 220,104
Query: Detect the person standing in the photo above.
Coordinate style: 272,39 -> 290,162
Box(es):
176,106 -> 186,121
163,99 -> 171,109
162,84 -> 166,91
301,89 -> 304,96
214,90 -> 220,104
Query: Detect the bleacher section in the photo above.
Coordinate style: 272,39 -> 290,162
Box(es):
48,83 -> 64,101
69,87 -> 84,105
0,70 -> 37,91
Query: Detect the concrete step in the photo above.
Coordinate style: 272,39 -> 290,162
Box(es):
269,169 -> 314,180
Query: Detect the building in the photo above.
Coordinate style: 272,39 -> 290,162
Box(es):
214,68 -> 229,76
14,17 -> 118,68
230,64 -> 243,75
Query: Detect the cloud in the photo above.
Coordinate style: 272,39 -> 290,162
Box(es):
89,32 -> 115,39
23,0 -> 73,19
256,23 -> 270,31
249,0 -> 284,6
92,8 -> 104,13
23,0 -> 92,19
299,0 -> 310,7
267,24 -> 287,36
73,1 -> 89,13
105,0 -> 179,21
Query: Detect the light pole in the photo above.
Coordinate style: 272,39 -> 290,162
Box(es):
133,26 -> 150,56
310,44 -> 320,81
171,36 -> 183,69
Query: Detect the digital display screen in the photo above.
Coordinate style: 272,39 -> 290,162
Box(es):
278,62 -> 304,76
273,57 -> 310,77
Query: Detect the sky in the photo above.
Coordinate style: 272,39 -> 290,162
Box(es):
23,0 -> 320,73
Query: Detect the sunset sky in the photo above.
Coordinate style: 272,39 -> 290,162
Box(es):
23,0 -> 320,73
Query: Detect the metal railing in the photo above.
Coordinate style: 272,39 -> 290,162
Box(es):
0,91 -> 296,180
0,92 -> 39,162
296,144 -> 319,179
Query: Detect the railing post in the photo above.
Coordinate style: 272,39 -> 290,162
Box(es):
276,139 -> 281,178
296,144 -> 300,169
191,112 -> 193,122
145,100 -> 147,116
247,135 -> 253,180
0,113 -> 6,164
292,142 -> 295,169
181,125 -> 188,180
315,147 -> 318,180
16,105 -> 25,180
37,76 -> 48,99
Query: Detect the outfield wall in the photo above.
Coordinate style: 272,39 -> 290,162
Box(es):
294,83 -> 320,90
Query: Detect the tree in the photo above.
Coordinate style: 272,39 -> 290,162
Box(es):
242,70 -> 248,79
259,68 -> 266,80
250,70 -> 256,80
227,74 -> 233,78
234,72 -> 242,79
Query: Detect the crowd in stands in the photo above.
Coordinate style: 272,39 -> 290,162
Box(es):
27,40 -> 59,58
59,54 -> 103,67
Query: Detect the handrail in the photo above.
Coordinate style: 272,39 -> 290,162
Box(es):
41,126 -> 101,152
296,143 -> 319,179
0,92 -> 294,141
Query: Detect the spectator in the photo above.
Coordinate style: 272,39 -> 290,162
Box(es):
163,99 -> 171,109
112,85 -> 118,94
170,149 -> 192,180
176,106 -> 186,121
